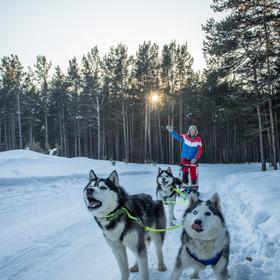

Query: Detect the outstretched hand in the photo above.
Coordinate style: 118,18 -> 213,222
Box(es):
166,125 -> 173,132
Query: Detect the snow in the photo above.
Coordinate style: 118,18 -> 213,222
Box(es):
0,150 -> 279,280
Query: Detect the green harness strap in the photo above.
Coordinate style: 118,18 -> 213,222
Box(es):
172,187 -> 188,200
105,207 -> 182,232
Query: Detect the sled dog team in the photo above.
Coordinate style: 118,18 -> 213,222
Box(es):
83,168 -> 230,280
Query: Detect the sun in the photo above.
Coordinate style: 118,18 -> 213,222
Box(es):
151,93 -> 159,103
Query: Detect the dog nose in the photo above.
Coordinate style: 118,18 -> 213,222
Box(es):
194,219 -> 202,225
86,188 -> 94,195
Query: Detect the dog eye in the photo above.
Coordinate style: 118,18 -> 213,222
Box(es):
193,210 -> 198,215
100,186 -> 107,190
205,211 -> 211,216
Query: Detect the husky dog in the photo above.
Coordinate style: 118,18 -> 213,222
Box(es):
171,193 -> 230,280
156,167 -> 181,226
84,170 -> 167,280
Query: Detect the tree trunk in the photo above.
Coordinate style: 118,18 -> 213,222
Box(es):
11,113 -> 16,149
171,103 -> 174,164
4,117 -> 8,150
44,109 -> 49,151
89,126 -> 93,158
122,99 -> 128,161
17,92 -> 23,149
265,111 -> 272,166
77,118 -> 81,156
29,120 -> 33,147
179,94 -> 183,134
148,104 -> 152,161
0,121 -> 2,152
59,112 -> 63,156
274,112 -> 280,166
268,99 -> 277,169
144,97 -> 148,161
115,122 -> 119,160
157,110 -> 164,163
96,97 -> 101,159
257,105 -> 266,171
74,119 -> 78,157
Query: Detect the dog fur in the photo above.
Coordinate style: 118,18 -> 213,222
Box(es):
84,170 -> 167,280
171,193 -> 230,280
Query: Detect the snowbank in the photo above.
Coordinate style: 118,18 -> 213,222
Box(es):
0,150 -> 279,280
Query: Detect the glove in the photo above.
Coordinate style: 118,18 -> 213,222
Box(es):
191,159 -> 196,164
166,125 -> 173,132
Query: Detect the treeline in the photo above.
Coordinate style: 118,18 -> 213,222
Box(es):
203,0 -> 280,169
0,0 -> 279,168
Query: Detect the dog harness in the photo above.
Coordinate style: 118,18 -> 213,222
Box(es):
185,246 -> 224,266
160,190 -> 177,200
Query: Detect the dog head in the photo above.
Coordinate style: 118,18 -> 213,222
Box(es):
182,193 -> 226,240
157,167 -> 175,190
83,170 -> 126,218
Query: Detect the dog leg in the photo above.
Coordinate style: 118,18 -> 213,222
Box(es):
171,266 -> 184,280
171,203 -> 176,220
168,204 -> 175,226
150,232 -> 167,271
191,270 -> 200,279
212,259 -> 229,280
107,240 -> 129,280
213,267 -> 229,280
135,247 -> 149,280
171,246 -> 184,280
129,261 -> 139,272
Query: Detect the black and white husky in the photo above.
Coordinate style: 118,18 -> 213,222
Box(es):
84,170 -> 167,280
171,193 -> 230,280
156,167 -> 181,226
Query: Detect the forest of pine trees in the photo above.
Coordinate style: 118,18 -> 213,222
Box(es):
0,0 -> 279,169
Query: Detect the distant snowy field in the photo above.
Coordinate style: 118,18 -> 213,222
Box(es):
0,150 -> 279,280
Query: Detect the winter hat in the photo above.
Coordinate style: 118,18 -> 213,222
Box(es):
187,125 -> 198,136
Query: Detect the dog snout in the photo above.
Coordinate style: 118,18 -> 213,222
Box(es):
86,188 -> 94,196
194,219 -> 202,225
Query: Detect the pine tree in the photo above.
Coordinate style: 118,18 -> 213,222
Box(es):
34,55 -> 52,151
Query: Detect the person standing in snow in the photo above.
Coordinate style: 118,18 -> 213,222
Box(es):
166,125 -> 202,186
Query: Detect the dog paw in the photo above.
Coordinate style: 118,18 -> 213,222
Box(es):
129,265 -> 139,272
190,271 -> 199,279
158,264 -> 167,271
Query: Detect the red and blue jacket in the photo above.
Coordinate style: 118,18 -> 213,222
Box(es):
170,131 -> 202,160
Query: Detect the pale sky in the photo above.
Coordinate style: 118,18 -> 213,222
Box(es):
0,0 -> 225,72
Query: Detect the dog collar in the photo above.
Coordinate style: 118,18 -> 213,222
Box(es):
186,246 -> 224,266
105,206 -> 125,221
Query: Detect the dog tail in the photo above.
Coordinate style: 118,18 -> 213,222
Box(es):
154,200 -> 166,242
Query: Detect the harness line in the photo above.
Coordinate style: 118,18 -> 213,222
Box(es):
105,207 -> 183,232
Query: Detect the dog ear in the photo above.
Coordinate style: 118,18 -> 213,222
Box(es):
188,193 -> 198,208
210,193 -> 221,210
108,170 -> 119,186
167,167 -> 172,174
158,167 -> 162,173
89,170 -> 97,181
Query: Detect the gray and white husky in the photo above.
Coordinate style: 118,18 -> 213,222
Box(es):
171,193 -> 230,280
156,167 -> 181,226
84,170 -> 167,280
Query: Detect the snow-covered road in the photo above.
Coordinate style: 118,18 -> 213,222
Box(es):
0,150 -> 279,280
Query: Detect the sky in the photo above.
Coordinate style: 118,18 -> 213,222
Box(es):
0,0 -> 226,72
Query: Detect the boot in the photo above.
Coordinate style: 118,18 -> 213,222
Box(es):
191,179 -> 197,186
182,173 -> 189,185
